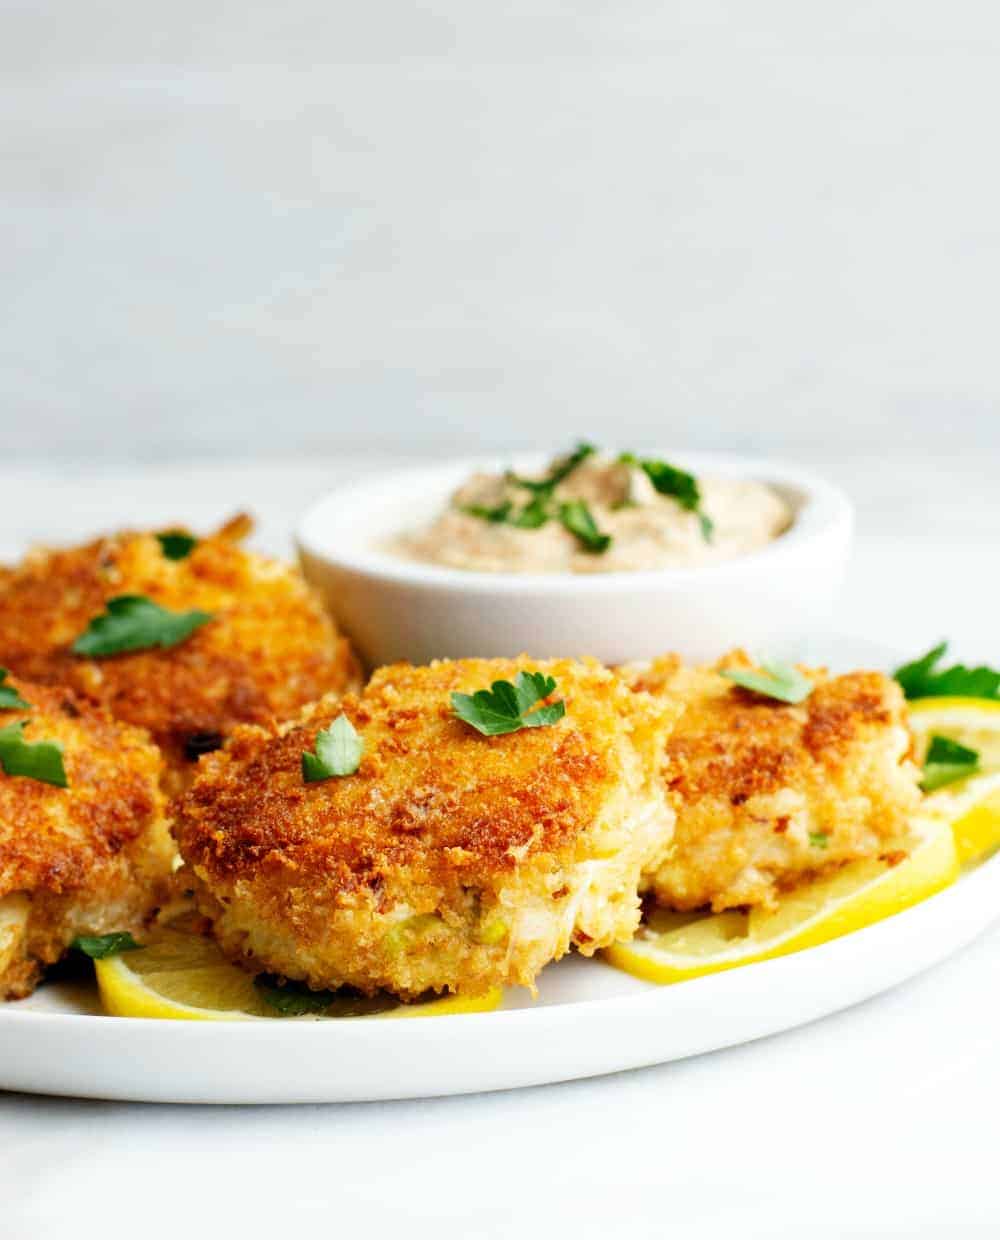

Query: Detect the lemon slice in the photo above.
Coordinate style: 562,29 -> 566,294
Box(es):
908,697 -> 1000,769
95,921 -> 502,1020
603,816 -> 958,985
923,770 -> 1000,865
906,698 -> 1000,863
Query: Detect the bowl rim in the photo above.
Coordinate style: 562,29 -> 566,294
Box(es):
295,450 -> 854,595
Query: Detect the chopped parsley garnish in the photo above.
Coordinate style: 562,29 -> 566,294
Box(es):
894,643 -> 1000,701
156,530 -> 198,561
508,442 -> 596,496
460,494 -> 551,531
621,454 -> 714,542
509,494 -> 551,529
0,721 -> 67,787
558,500 -> 611,553
720,660 -> 814,705
302,714 -> 365,782
459,442 -> 716,551
921,735 -> 981,793
0,671 -> 29,712
72,931 -> 140,959
463,443 -> 611,550
627,456 -> 699,507
71,595 -> 213,657
504,443 -> 609,546
459,501 -> 512,524
452,670 -> 566,736
254,976 -> 339,1016
808,831 -> 829,849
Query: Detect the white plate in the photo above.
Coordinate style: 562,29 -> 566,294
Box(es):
2,636 -> 995,1105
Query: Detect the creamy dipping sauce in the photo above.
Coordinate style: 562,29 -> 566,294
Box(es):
391,449 -> 792,574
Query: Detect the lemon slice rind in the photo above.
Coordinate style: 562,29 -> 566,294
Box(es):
603,816 -> 958,986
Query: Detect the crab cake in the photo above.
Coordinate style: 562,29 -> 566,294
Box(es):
175,657 -> 680,998
0,515 -> 360,790
0,675 -> 173,999
622,652 -> 922,913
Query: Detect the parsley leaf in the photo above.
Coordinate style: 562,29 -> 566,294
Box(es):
558,500 -> 612,553
459,502 -> 512,524
808,832 -> 829,849
254,976 -> 339,1016
466,444 -> 597,535
461,444 -> 711,550
620,454 -> 714,542
638,458 -> 701,509
719,660 -> 814,705
460,494 -> 552,529
894,643 -> 1000,701
452,670 -> 566,736
921,734 -> 981,793
71,595 -> 213,657
302,714 -> 365,782
509,442 -> 596,495
72,931 -> 140,959
0,721 -> 67,787
156,530 -> 198,560
509,494 -> 552,529
0,670 -> 29,711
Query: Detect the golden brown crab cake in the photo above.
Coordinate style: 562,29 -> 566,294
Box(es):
175,656 -> 680,999
0,675 -> 174,999
0,514 -> 360,791
621,652 -> 922,913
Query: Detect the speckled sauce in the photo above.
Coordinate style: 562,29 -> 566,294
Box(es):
390,452 -> 793,573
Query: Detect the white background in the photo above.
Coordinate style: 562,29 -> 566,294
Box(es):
2,3 -> 999,1236
3,1 -> 999,469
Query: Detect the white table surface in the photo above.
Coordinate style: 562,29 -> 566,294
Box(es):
2,459 -> 998,1239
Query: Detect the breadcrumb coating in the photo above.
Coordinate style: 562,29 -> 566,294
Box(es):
0,675 -> 174,998
175,656 -> 679,998
0,515 -> 360,790
621,652 -> 922,912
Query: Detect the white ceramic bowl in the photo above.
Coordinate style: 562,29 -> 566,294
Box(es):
296,452 -> 854,668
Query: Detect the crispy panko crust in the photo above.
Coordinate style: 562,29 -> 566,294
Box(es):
175,656 -> 680,998
0,675 -> 174,998
0,515 -> 360,790
621,651 -> 922,912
